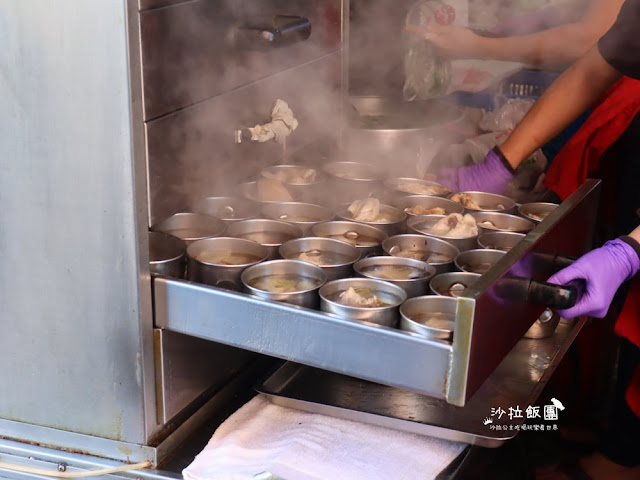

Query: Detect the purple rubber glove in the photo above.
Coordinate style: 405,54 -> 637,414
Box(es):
547,238 -> 640,318
437,148 -> 514,194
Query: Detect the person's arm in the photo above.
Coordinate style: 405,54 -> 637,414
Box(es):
499,45 -> 622,169
420,0 -> 623,68
437,46 -> 621,193
629,225 -> 640,244
548,226 -> 640,318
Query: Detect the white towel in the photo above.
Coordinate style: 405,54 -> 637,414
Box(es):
248,99 -> 298,144
183,395 -> 467,480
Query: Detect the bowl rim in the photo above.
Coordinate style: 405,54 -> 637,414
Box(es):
240,259 -> 327,295
454,248 -> 507,272
407,214 -> 479,240
354,255 -> 436,283
469,211 -> 535,232
226,218 -> 303,246
186,237 -> 269,267
337,203 -> 407,225
319,277 -> 407,311
261,201 -> 334,224
279,237 -> 361,267
383,177 -> 452,196
449,191 -> 516,211
429,271 -> 482,296
260,164 -> 324,186
399,296 -> 457,336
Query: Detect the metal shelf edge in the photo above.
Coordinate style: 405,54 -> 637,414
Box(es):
154,277 -> 452,399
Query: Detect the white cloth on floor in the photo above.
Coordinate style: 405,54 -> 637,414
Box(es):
182,394 -> 467,480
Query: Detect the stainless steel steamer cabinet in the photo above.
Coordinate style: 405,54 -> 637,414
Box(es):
0,0 -> 600,477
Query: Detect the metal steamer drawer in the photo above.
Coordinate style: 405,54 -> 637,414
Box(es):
154,180 -> 601,407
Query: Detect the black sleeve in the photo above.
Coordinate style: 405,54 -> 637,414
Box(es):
620,235 -> 640,261
598,0 -> 640,80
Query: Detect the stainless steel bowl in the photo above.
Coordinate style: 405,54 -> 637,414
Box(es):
151,212 -> 226,244
226,219 -> 303,259
279,237 -> 360,281
336,203 -> 406,236
261,202 -> 334,235
518,202 -> 559,224
477,231 -> 525,251
400,295 -> 457,341
449,191 -> 516,213
190,196 -> 258,225
187,237 -> 269,290
261,164 -> 321,185
319,277 -> 407,327
148,231 -> 186,278
260,164 -> 326,203
354,256 -> 435,298
384,177 -> 451,198
241,259 -> 327,308
346,97 -> 464,177
311,221 -> 388,257
406,214 -> 478,252
322,161 -> 383,205
454,249 -> 506,274
470,211 -> 535,234
382,234 -> 459,274
238,180 -> 298,204
429,271 -> 481,297
392,195 -> 464,219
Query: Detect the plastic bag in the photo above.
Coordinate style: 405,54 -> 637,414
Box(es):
403,41 -> 452,100
403,0 -> 456,100
479,97 -> 535,132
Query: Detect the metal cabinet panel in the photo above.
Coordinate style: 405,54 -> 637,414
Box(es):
0,0 -> 151,443
153,329 -> 256,424
145,53 -> 342,224
140,0 -> 342,119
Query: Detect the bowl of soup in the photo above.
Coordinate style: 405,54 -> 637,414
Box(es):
400,296 -> 457,342
241,259 -> 327,308
311,221 -> 388,257
477,231 -> 525,251
384,177 -> 451,198
319,278 -> 407,327
336,201 -> 406,236
382,234 -> 459,274
406,214 -> 479,252
279,237 -> 360,281
226,219 -> 303,259
261,202 -> 334,235
470,211 -> 535,234
190,196 -> 259,225
449,191 -> 516,213
354,256 -> 435,298
454,249 -> 506,274
151,212 -> 225,245
187,237 -> 269,290
429,271 -> 481,297
260,164 -> 326,203
148,231 -> 186,278
518,202 -> 559,224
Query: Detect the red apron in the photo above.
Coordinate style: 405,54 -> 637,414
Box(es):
543,76 -> 640,418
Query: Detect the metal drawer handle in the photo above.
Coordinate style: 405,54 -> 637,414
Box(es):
230,15 -> 312,49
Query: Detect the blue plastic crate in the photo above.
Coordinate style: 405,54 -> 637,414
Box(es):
439,69 -> 587,163
498,69 -> 559,98
440,69 -> 560,110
